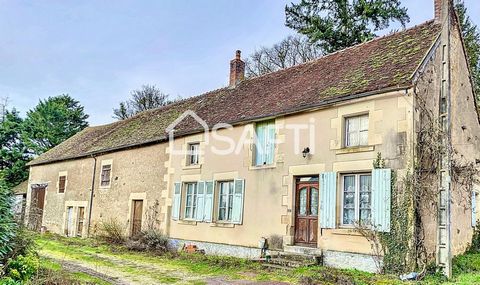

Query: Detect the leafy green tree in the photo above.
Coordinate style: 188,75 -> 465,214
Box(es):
455,0 -> 480,107
0,109 -> 30,188
285,0 -> 410,53
22,95 -> 89,154
113,85 -> 171,120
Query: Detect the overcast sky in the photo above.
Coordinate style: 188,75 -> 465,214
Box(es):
1,0 -> 479,125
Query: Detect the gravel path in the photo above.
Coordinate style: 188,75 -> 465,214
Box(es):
39,250 -> 289,285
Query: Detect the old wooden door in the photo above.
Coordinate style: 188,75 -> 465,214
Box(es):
30,186 -> 46,231
77,207 -> 85,237
131,200 -> 143,237
294,180 -> 319,246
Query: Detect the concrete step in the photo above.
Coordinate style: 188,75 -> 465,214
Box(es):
267,257 -> 316,268
283,245 -> 322,256
261,263 -> 291,270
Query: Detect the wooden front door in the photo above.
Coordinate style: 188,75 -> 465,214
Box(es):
77,207 -> 85,237
30,186 -> 46,231
294,180 -> 319,246
131,200 -> 143,237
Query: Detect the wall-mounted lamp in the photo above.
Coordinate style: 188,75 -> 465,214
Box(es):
302,147 -> 310,158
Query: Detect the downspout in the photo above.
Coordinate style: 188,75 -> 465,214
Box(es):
87,155 -> 97,237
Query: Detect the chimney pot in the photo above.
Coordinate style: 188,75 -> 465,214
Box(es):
229,50 -> 245,87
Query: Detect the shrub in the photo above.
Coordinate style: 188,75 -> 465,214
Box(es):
468,223 -> 480,253
4,254 -> 39,282
125,230 -> 168,254
97,218 -> 125,244
0,180 -> 16,265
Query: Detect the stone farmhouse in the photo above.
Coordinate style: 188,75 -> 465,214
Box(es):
24,0 -> 480,274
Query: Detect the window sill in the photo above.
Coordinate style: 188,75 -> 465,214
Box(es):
336,145 -> 375,155
98,185 -> 111,190
182,164 -> 202,170
178,220 -> 197,226
249,164 -> 276,171
210,222 -> 236,228
330,228 -> 363,237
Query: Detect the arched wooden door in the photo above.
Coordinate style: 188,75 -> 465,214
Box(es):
294,180 -> 319,246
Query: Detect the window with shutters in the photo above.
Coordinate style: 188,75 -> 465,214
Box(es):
341,173 -> 372,226
345,115 -> 369,147
58,175 -> 66,193
100,165 -> 112,187
217,181 -> 234,222
187,143 -> 200,165
184,182 -> 198,220
254,120 -> 275,166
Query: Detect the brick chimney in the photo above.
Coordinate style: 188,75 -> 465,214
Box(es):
229,50 -> 245,87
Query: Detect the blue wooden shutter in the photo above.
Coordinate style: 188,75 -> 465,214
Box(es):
265,122 -> 275,165
232,179 -> 245,224
372,169 -> 392,232
204,181 -> 214,222
320,172 -> 337,229
172,182 -> 181,220
196,181 -> 206,221
472,192 -> 477,227
255,123 -> 266,166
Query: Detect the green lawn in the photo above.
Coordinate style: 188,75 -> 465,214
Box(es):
33,233 -> 480,284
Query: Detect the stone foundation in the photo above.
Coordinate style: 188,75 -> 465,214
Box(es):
169,238 -> 380,273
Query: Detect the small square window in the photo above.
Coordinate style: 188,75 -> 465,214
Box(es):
187,143 -> 200,165
58,176 -> 66,193
100,165 -> 112,187
345,115 -> 369,147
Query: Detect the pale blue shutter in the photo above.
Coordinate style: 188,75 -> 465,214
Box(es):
320,172 -> 337,229
372,169 -> 392,232
196,181 -> 206,222
255,123 -> 266,166
204,181 -> 214,222
265,122 -> 275,165
232,179 -> 245,224
472,192 -> 477,227
172,182 -> 181,220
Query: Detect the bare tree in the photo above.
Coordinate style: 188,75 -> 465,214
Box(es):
113,85 -> 172,120
245,35 -> 323,78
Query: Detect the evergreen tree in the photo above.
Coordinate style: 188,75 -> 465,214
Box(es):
285,0 -> 410,53
22,94 -> 89,154
0,110 -> 30,188
455,0 -> 480,108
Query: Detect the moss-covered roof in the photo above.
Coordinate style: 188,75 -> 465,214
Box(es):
29,21 -> 441,166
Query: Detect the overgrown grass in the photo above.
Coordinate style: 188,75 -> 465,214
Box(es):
33,233 -> 480,285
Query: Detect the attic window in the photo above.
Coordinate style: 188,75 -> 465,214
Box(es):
101,165 -> 112,187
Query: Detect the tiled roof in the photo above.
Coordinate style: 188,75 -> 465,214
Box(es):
12,180 -> 28,194
29,21 -> 441,166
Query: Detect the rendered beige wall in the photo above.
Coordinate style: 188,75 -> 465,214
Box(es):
168,90 -> 414,255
